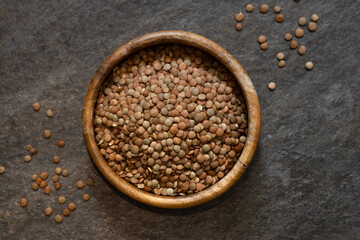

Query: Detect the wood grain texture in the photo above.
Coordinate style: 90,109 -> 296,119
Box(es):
82,31 -> 261,209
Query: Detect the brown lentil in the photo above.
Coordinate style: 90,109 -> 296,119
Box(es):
276,52 -> 285,61
235,13 -> 244,22
45,207 -> 52,216
58,196 -> 66,204
305,61 -> 314,70
275,14 -> 284,23
77,180 -> 85,189
52,175 -> 60,183
43,129 -> 52,139
298,17 -> 307,26
268,82 -> 276,90
24,155 -> 31,163
257,35 -> 267,44
31,174 -> 38,181
20,198 -> 28,207
260,42 -> 269,50
295,28 -> 305,38
298,45 -> 307,55
308,22 -> 317,32
0,166 -> 5,174
55,167 -> 62,175
311,14 -> 319,22
46,109 -> 54,118
54,182 -> 62,190
245,4 -> 254,12
82,194 -> 90,201
86,177 -> 95,186
25,144 -> 33,151
52,155 -> 60,164
57,140 -> 66,148
54,214 -> 63,223
63,208 -> 70,217
284,33 -> 293,41
278,60 -> 286,68
32,102 -> 40,111
290,40 -> 298,49
273,6 -> 281,13
30,147 -> 38,155
260,4 -> 269,13
62,169 -> 69,177
40,171 -> 48,180
31,182 -> 39,191
68,202 -> 76,211
235,23 -> 243,31
44,186 -> 51,195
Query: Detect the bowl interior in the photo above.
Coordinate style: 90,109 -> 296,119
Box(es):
82,31 -> 261,208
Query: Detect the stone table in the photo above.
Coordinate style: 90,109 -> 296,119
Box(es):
0,0 -> 359,239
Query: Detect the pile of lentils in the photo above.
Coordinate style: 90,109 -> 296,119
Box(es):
94,44 -> 248,196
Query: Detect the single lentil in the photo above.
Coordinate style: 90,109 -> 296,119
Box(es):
235,13 -> 244,22
57,140 -> 66,148
30,147 -> 38,155
295,28 -> 305,38
278,60 -> 286,68
260,42 -> 269,50
290,40 -> 298,49
305,61 -> 314,70
25,144 -> 32,151
77,180 -> 85,189
43,129 -> 52,139
31,182 -> 39,191
235,23 -> 243,31
52,155 -> 60,164
311,14 -> 319,22
275,14 -> 284,23
284,33 -> 293,41
20,198 -> 28,207
46,109 -> 54,118
68,202 -> 76,211
298,45 -> 307,55
268,82 -> 276,90
257,35 -> 267,43
24,155 -> 31,163
62,169 -> 69,177
32,102 -> 40,111
44,186 -> 51,195
0,166 -> 5,174
245,4 -> 254,12
86,177 -> 95,186
298,17 -> 307,26
308,22 -> 317,32
273,6 -> 281,13
58,196 -> 66,204
260,4 -> 269,13
54,214 -> 63,223
40,171 -> 48,180
82,194 -> 90,201
276,52 -> 285,61
55,167 -> 62,175
63,208 -> 70,217
45,207 -> 53,216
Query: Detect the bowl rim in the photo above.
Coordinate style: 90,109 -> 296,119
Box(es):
82,31 -> 261,209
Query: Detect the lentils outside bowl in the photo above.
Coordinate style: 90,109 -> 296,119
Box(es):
82,31 -> 261,208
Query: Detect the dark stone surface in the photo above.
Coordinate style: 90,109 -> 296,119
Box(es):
0,0 -> 359,239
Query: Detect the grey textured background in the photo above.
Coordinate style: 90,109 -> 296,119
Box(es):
1,0 -> 359,239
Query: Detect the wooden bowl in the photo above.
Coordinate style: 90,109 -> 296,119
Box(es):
82,31 -> 261,209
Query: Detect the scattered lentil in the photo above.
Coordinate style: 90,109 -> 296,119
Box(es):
295,28 -> 305,38
268,82 -> 276,90
82,193 -> 90,201
25,144 -> 33,151
86,177 -> 95,186
43,129 -> 52,139
298,45 -> 307,55
278,60 -> 286,68
298,17 -> 307,26
0,166 -> 5,174
52,155 -> 60,164
276,52 -> 285,61
54,182 -> 62,190
44,186 -> 51,195
290,40 -> 298,49
284,33 -> 293,41
311,14 -> 319,22
68,202 -> 76,211
31,182 -> 39,191
63,208 -> 70,217
257,35 -> 267,44
275,14 -> 284,23
305,61 -> 314,70
32,102 -> 41,111
40,171 -> 48,180
245,4 -> 254,12
54,214 -> 63,223
58,196 -> 66,204
235,23 -> 243,31
235,13 -> 244,22
77,180 -> 85,189
46,109 -> 54,118
20,198 -> 28,207
30,147 -> 38,155
308,22 -> 317,32
57,140 -> 66,148
31,174 -> 38,181
273,6 -> 281,13
260,4 -> 269,13
55,167 -> 62,175
24,155 -> 31,163
260,42 -> 269,51
62,169 -> 69,177
45,207 -> 53,216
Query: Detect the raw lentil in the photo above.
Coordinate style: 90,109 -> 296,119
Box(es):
31,174 -> 38,181
46,109 -> 54,118
30,147 -> 38,155
52,155 -> 60,164
63,208 -> 70,217
25,144 -> 32,151
62,169 -> 69,177
68,202 -> 76,211
260,4 -> 269,13
245,4 -> 254,12
235,23 -> 243,31
260,42 -> 269,50
290,40 -> 298,49
20,198 -> 28,207
257,35 -> 267,44
305,61 -> 314,70
45,207 -> 53,216
284,33 -> 293,41
54,182 -> 62,190
311,14 -> 319,22
44,186 -> 51,195
295,28 -> 305,38
57,140 -> 66,148
308,22 -> 317,32
32,102 -> 40,111
298,45 -> 307,55
0,166 -> 5,174
77,180 -> 85,189
43,129 -> 52,139
24,155 -> 31,163
276,52 -> 285,61
40,171 -> 48,180
82,194 -> 90,201
298,17 -> 307,26
54,214 -> 63,223
235,13 -> 244,22
273,6 -> 281,13
58,196 -> 66,204
55,167 -> 62,175
31,182 -> 39,191
278,60 -> 286,68
86,177 -> 95,186
275,14 -> 284,23
268,82 -> 276,90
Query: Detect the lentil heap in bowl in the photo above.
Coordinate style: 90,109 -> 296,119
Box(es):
94,44 -> 248,196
